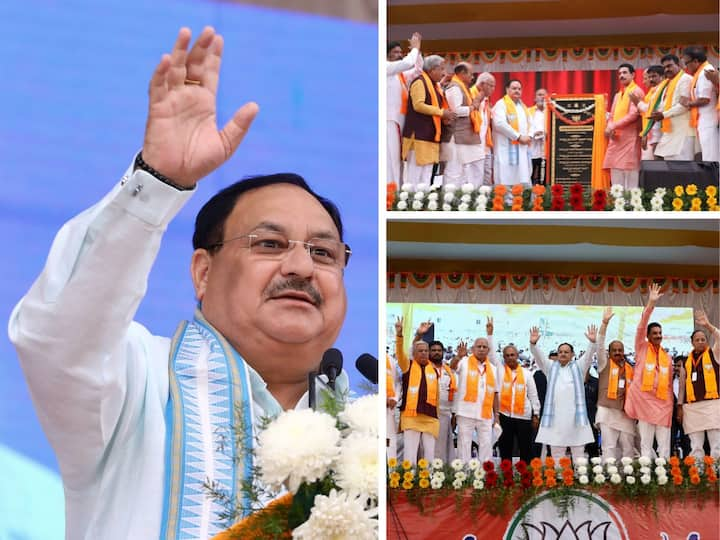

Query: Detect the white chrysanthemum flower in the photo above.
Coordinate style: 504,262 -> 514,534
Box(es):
579,475 -> 589,485
455,471 -> 467,482
398,192 -> 409,201
639,466 -> 651,475
460,194 -> 472,204
629,187 -> 642,197
412,200 -> 423,211
257,409 -> 340,493
575,457 -> 588,466
430,478 -> 443,489
467,459 -> 480,471
416,183 -> 430,192
427,201 -> 438,211
292,489 -> 377,540
442,203 -> 453,211
655,187 -> 667,197
478,185 -> 492,195
443,191 -> 456,203
451,459 -> 464,471
613,198 -> 626,211
432,471 -> 446,483
427,192 -> 439,201
339,394 -> 378,436
432,458 -> 444,469
604,457 -> 617,465
444,183 -> 457,193
458,203 -> 469,211
594,473 -> 606,484
610,184 -> 625,198
657,475 -> 668,485
655,457 -> 667,467
475,195 -> 488,210
461,183 -> 475,194
401,183 -> 415,192
626,475 -> 636,485
452,478 -> 463,489
473,479 -> 484,489
638,456 -> 651,467
623,465 -> 634,475
592,465 -> 603,474
335,432 -> 378,499
591,457 -> 602,465
607,465 -> 618,475
630,196 -> 643,208
640,474 -> 651,485
474,468 -> 485,480
610,473 -> 621,484
577,466 -> 588,475
654,466 -> 667,476
396,201 -> 408,210
620,457 -> 633,466
414,191 -> 425,201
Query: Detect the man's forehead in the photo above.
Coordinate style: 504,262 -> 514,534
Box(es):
473,338 -> 488,346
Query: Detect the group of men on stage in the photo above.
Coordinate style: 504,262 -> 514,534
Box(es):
386,287 -> 720,467
388,35 -> 719,191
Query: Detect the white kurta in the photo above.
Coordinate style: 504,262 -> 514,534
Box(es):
595,331 -> 636,435
531,343 -> 596,447
692,66 -> 719,162
492,97 -> 532,185
655,73 -> 695,159
452,340 -> 499,420
441,85 -> 485,166
529,107 -> 547,160
7,161 -> 349,540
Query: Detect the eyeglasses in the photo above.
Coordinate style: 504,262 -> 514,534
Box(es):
209,232 -> 351,269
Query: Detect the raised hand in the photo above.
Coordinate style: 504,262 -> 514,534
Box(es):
142,27 -> 259,188
648,282 -> 663,304
409,32 -> 422,50
456,340 -> 468,358
486,316 -> 494,336
695,309 -> 710,329
394,316 -> 404,336
602,307 -> 615,325
416,320 -> 433,336
529,326 -> 541,345
585,324 -> 598,344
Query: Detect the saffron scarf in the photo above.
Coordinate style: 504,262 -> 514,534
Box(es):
450,75 -> 481,133
499,365 -> 526,415
640,345 -> 671,401
463,355 -> 495,420
502,94 -> 529,145
470,87 -> 494,148
689,61 -> 711,128
661,70 -> 685,133
640,82 -> 666,136
404,361 -> 438,416
685,348 -> 719,402
541,359 -> 588,429
399,73 -> 408,115
612,81 -> 638,122
418,71 -> 446,142
162,309 -> 254,539
386,355 -> 395,399
607,360 -> 634,400
441,364 -> 457,402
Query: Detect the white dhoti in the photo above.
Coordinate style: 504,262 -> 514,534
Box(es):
435,412 -> 454,463
697,125 -> 720,162
683,397 -> 720,460
387,407 -> 398,459
387,121 -> 403,185
441,138 -> 485,187
456,415 -> 493,463
405,150 -> 435,186
596,406 -> 637,460
610,169 -> 639,190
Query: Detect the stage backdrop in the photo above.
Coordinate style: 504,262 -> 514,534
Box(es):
0,1 -> 377,538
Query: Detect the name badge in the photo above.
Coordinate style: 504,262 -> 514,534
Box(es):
692,372 -> 698,382
618,379 -> 625,389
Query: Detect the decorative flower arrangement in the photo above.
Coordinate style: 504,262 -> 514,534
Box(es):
387,182 -> 720,211
387,455 -> 719,516
210,393 -> 379,540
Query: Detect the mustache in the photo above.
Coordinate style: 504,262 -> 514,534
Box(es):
264,277 -> 323,306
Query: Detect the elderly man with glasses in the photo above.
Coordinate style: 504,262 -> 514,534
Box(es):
9,27 -> 353,540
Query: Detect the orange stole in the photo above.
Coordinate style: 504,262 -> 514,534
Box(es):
405,361 -> 438,416
685,348 -> 719,402
607,361 -> 634,400
499,365 -> 525,415
450,75 -> 481,132
418,71 -> 446,142
470,87 -> 493,148
640,345 -> 671,401
399,73 -> 408,115
661,70 -> 684,134
387,355 -> 395,399
441,364 -> 457,402
463,355 -> 495,419
689,61 -> 711,128
502,94 -> 530,145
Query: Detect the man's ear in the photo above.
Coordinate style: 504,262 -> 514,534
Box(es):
190,248 -> 212,301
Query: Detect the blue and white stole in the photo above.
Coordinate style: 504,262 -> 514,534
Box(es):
541,359 -> 589,429
160,309 -> 254,539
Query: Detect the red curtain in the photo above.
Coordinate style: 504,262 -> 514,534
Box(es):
485,69 -> 645,105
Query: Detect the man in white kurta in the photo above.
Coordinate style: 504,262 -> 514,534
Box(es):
652,54 -> 695,160
7,27 -> 352,540
450,324 -> 499,464
529,88 -> 548,185
492,79 -> 532,187
530,325 -> 598,462
387,33 -> 423,185
473,72 -> 497,185
681,46 -> 719,162
431,340 -> 457,462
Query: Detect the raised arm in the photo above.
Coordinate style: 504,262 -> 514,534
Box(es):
394,316 -> 411,373
636,282 -> 662,351
597,307 -> 614,372
449,340 -> 467,371
386,33 -> 422,75
695,309 -> 720,359
578,324 -> 598,375
528,326 -> 548,373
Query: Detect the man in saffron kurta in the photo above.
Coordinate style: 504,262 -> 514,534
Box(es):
624,283 -> 674,458
680,46 -> 719,163
492,79 -> 532,188
677,310 -> 720,460
395,317 -> 440,464
450,318 -> 499,464
387,33 -> 423,186
402,55 -> 456,187
596,308 -> 637,460
602,63 -> 645,189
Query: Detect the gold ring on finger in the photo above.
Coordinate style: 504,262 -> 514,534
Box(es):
184,78 -> 202,85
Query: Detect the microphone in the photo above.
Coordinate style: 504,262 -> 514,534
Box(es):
320,348 -> 343,390
355,353 -> 378,384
